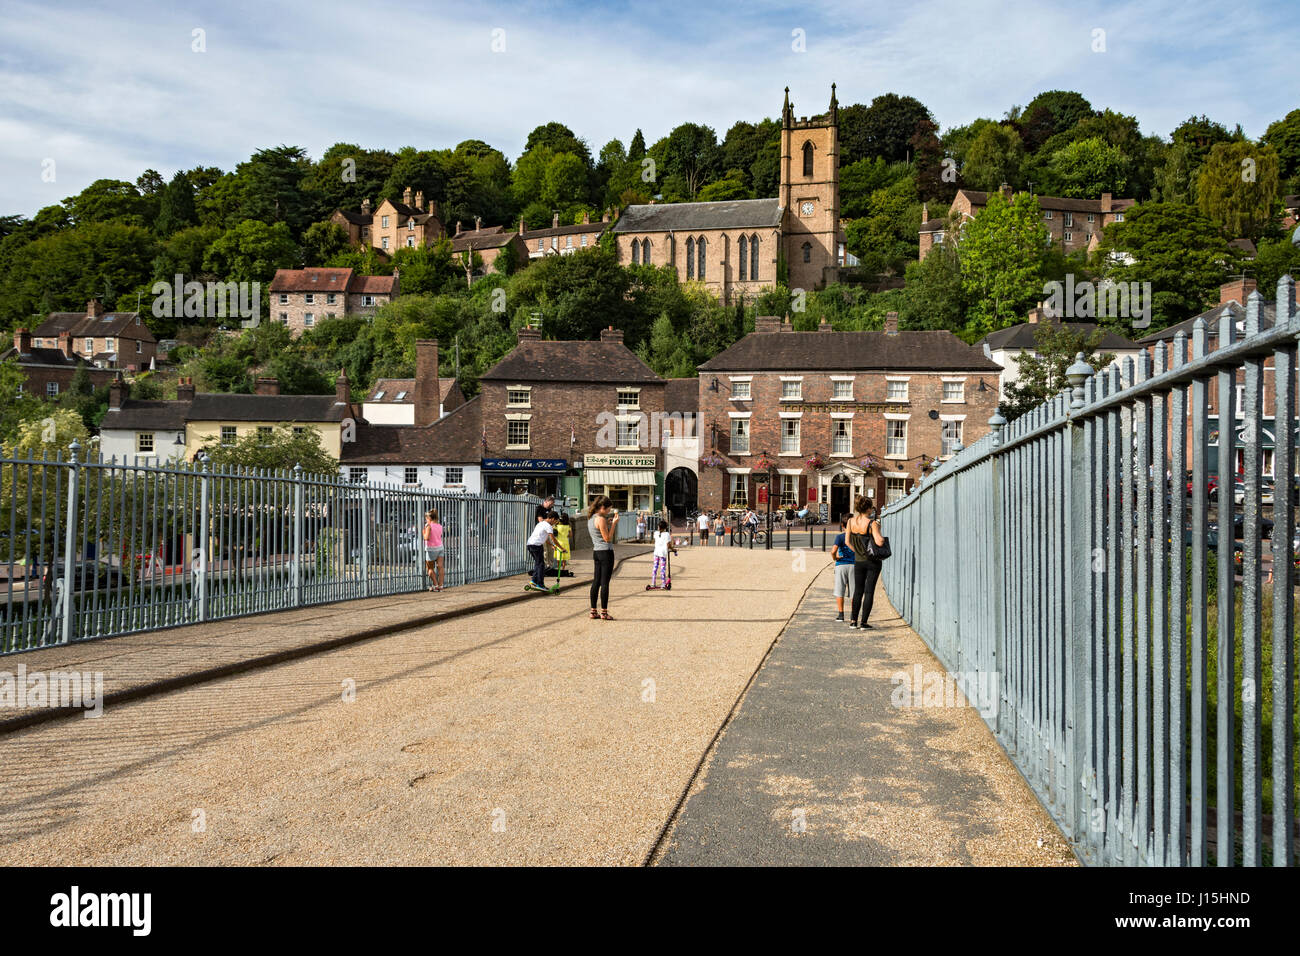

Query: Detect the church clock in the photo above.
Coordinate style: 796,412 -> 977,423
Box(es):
800,201 -> 815,216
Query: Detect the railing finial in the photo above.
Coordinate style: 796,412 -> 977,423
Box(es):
988,410 -> 1007,448
1065,352 -> 1094,411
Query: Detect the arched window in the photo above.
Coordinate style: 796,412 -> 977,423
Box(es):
802,141 -> 814,177
750,234 -> 759,280
802,241 -> 812,263
697,237 -> 707,281
641,238 -> 651,262
737,235 -> 747,281
686,237 -> 694,279
630,239 -> 639,265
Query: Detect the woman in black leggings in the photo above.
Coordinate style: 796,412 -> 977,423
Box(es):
847,497 -> 885,629
587,496 -> 617,620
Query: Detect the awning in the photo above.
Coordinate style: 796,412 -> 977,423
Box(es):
586,468 -> 655,486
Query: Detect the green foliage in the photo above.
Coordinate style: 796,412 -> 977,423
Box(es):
1047,136 -> 1129,198
998,323 -> 1115,421
202,220 -> 298,287
840,157 -> 911,219
154,171 -> 198,237
300,221 -> 352,266
959,192 -> 1049,335
655,123 -> 721,199
960,121 -> 1025,191
1262,109 -> 1300,185
843,176 -> 920,276
696,169 -> 749,202
1097,202 -> 1233,331
840,94 -> 932,165
900,242 -> 966,332
1196,141 -> 1280,241
64,179 -> 151,227
1252,237 -> 1300,291
1022,90 -> 1095,138
199,422 -> 338,475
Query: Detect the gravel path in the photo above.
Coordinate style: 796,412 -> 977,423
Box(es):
656,564 -> 1078,866
0,545 -> 827,865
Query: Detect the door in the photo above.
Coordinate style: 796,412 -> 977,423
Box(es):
830,476 -> 851,523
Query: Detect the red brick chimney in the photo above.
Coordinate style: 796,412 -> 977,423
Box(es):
884,311 -> 899,335
57,331 -> 73,358
1100,192 -> 1113,214
109,375 -> 126,410
402,186 -> 413,207
335,369 -> 350,406
582,210 -> 591,225
254,376 -> 280,396
552,212 -> 560,229
1219,277 -> 1257,307
361,198 -> 371,216
755,315 -> 781,334
599,326 -> 624,345
519,219 -> 526,236
517,324 -> 541,343
14,328 -> 31,353
87,299 -> 104,318
176,376 -> 195,402
414,339 -> 440,426
415,190 -> 424,211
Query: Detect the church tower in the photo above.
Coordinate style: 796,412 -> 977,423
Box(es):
780,84 -> 840,291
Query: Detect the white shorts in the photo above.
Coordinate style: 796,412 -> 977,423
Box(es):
833,564 -> 855,598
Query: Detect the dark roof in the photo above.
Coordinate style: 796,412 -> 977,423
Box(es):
269,268 -> 397,295
522,221 -> 608,239
383,199 -> 439,223
366,377 -> 459,403
334,209 -> 372,226
481,337 -> 662,383
186,393 -> 350,422
665,378 -> 699,414
611,198 -> 783,234
100,400 -> 190,431
1228,238 -> 1257,257
956,189 -> 1136,215
919,218 -> 946,233
341,396 -> 483,464
451,230 -> 517,252
1,346 -> 82,367
35,310 -> 155,342
981,320 -> 1139,352
1135,300 -> 1279,344
698,330 -> 1002,373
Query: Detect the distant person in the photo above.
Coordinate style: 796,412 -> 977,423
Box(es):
554,512 -> 572,573
636,512 -> 647,542
588,496 -> 618,619
423,509 -> 444,592
713,513 -> 724,544
697,510 -> 710,545
536,494 -> 557,570
846,497 -> 886,629
526,512 -> 559,593
831,513 -> 854,622
651,520 -> 677,588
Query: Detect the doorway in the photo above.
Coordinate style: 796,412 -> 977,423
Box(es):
830,474 -> 851,524
665,467 -> 698,519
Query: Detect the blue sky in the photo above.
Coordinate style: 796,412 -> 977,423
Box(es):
1,0 -> 1296,217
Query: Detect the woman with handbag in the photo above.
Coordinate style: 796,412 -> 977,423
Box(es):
846,496 -> 889,629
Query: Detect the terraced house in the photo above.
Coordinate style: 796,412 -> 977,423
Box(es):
26,299 -> 157,371
330,186 -> 443,253
268,267 -> 399,337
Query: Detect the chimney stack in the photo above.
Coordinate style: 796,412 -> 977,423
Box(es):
455,221 -> 462,237
884,311 -> 899,335
57,331 -> 73,358
403,186 -> 412,207
474,216 -> 483,232
176,376 -> 195,402
582,210 -> 591,225
414,339 -> 440,426
335,369 -> 350,406
361,198 -> 371,216
255,376 -> 280,396
1100,192 -> 1113,214
415,190 -> 424,211
921,202 -> 929,223
1219,277 -> 1258,307
519,219 -> 526,236
87,299 -> 104,318
602,209 -> 610,223
755,315 -> 781,334
599,326 -> 624,345
552,212 -> 560,229
517,324 -> 542,343
818,318 -> 832,332
14,328 -> 30,354
998,183 -> 1012,203
109,374 -> 126,410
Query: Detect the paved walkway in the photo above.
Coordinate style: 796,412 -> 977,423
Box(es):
0,545 -> 826,865
0,545 -> 646,730
656,564 -> 1078,866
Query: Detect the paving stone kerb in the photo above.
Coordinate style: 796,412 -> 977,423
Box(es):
656,565 -> 1079,867
0,545 -> 652,735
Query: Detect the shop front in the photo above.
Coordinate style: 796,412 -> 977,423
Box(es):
482,458 -> 568,498
583,453 -> 657,514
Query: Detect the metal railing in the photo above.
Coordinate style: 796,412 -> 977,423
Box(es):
882,276 -> 1298,867
1,449 -> 537,655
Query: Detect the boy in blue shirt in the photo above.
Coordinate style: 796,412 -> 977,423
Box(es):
832,513 -> 854,622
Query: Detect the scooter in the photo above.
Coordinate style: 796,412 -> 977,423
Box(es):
645,549 -> 674,591
524,554 -> 565,594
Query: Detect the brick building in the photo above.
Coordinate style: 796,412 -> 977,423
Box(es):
268,268 -> 399,336
695,314 -> 1001,517
478,325 -> 666,507
330,187 -> 443,254
519,210 -> 610,259
342,395 -> 484,493
611,85 -> 845,302
1,328 -> 116,398
920,186 -> 1136,261
25,299 -> 157,371
449,220 -> 530,281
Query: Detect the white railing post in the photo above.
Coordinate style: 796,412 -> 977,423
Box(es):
292,463 -> 303,607
60,441 -> 81,645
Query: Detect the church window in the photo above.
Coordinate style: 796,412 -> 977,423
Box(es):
802,242 -> 812,263
751,234 -> 759,279
641,238 -> 651,261
631,240 -> 639,264
802,141 -> 814,177
738,235 -> 747,280
697,237 -> 706,280
686,238 -> 694,279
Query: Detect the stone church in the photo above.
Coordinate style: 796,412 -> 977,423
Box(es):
611,85 -> 846,303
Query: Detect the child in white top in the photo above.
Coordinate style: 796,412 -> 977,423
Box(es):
651,520 -> 676,588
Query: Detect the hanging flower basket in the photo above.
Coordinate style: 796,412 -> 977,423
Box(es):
699,452 -> 725,469
804,453 -> 826,472
856,455 -> 876,473
752,454 -> 778,473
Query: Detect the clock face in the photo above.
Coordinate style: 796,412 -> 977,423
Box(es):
800,201 -> 815,216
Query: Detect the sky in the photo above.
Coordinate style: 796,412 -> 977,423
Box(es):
0,0 -> 1296,217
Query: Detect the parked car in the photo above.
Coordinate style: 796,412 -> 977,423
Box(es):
1185,472 -> 1219,500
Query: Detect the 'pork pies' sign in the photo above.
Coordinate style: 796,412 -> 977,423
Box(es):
583,454 -> 656,468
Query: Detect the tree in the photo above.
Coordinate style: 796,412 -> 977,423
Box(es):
1047,136 -> 1129,198
1196,141 -> 1280,241
899,241 -> 966,332
1153,140 -> 1199,204
959,192 -> 1048,335
198,422 -> 337,475
542,152 -> 589,208
844,176 -> 921,276
857,94 -> 933,163
840,157 -> 909,219
999,323 -> 1115,422
1262,109 -> 1300,185
63,179 -> 150,227
524,122 -> 590,165
1171,115 -> 1239,168
202,220 -> 298,286
961,121 -> 1025,191
1251,237 -> 1300,292
299,221 -> 352,267
657,123 -> 721,199
628,129 -> 646,161
0,359 -> 45,448
229,146 -> 314,235
911,119 -> 956,204
154,170 -> 198,237
1022,90 -> 1095,137
1097,202 -> 1233,330
696,169 -> 749,202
